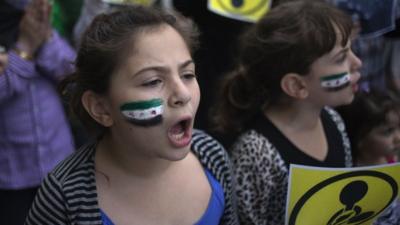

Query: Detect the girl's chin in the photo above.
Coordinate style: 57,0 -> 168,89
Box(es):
166,147 -> 192,161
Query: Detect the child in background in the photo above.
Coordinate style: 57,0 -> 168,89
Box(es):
25,6 -> 238,225
212,0 -> 361,224
337,90 -> 400,166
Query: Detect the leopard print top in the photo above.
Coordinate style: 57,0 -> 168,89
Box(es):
230,107 -> 352,225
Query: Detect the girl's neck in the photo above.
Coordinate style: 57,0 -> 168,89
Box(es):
264,102 -> 323,131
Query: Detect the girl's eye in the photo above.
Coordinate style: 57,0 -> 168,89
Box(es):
336,53 -> 347,64
182,73 -> 196,80
142,79 -> 162,87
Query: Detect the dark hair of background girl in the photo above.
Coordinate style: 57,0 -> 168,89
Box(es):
59,5 -> 199,137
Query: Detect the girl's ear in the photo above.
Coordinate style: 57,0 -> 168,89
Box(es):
81,90 -> 114,127
280,73 -> 309,99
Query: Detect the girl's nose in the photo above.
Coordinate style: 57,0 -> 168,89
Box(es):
168,79 -> 191,107
349,50 -> 362,83
349,50 -> 362,73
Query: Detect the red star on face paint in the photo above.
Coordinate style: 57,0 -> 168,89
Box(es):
151,110 -> 156,115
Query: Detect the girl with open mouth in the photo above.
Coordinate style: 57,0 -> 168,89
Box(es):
25,5 -> 238,225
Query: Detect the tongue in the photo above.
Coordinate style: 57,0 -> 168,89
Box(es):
170,122 -> 184,134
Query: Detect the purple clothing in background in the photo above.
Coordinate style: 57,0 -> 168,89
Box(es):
330,0 -> 397,39
5,0 -> 30,10
0,31 -> 75,189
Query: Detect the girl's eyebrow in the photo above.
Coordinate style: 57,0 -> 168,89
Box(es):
331,47 -> 350,60
132,60 -> 194,78
179,60 -> 195,70
131,66 -> 166,79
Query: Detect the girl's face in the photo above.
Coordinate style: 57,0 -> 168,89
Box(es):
358,111 -> 400,158
103,25 -> 200,161
304,38 -> 362,108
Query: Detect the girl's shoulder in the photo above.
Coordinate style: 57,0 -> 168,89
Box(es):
322,106 -> 348,140
26,142 -> 101,225
323,106 -> 353,167
191,129 -> 239,225
231,129 -> 286,168
51,141 -> 97,183
232,129 -> 278,156
191,129 -> 230,164
324,106 -> 346,127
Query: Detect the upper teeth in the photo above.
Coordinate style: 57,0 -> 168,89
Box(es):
171,132 -> 184,140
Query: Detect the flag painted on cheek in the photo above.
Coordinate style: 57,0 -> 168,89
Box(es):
320,72 -> 351,91
120,98 -> 163,126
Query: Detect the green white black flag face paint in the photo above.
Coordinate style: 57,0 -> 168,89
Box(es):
120,98 -> 163,126
320,72 -> 351,91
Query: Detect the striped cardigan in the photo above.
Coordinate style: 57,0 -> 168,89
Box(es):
25,129 -> 239,225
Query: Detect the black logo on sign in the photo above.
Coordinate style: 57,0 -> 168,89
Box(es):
327,180 -> 374,224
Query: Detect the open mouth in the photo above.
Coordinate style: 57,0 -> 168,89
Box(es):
167,118 -> 192,148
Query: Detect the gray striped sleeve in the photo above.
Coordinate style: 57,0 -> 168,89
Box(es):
25,174 -> 68,225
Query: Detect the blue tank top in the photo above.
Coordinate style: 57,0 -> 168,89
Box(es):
100,169 -> 225,225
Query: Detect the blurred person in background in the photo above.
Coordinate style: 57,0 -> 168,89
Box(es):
337,90 -> 400,166
0,0 -> 75,224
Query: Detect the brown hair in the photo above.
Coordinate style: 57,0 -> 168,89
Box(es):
59,6 -> 199,136
212,0 -> 353,134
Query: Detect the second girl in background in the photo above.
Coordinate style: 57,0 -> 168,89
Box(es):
213,0 -> 362,224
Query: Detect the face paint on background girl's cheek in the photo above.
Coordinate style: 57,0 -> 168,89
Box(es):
120,98 -> 163,127
320,72 -> 351,92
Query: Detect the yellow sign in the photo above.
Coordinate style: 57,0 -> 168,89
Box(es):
102,0 -> 155,6
286,163 -> 400,225
208,0 -> 271,22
